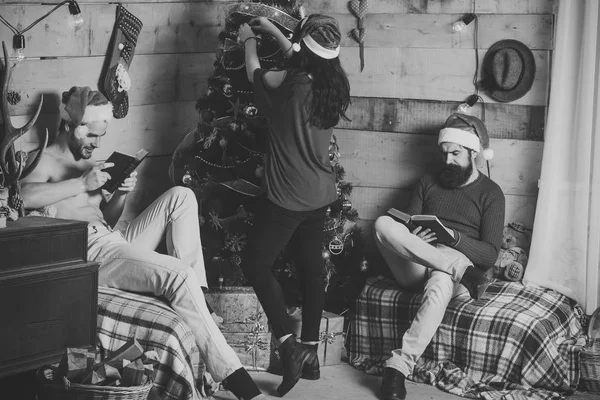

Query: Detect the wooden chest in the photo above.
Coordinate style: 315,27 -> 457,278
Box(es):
0,217 -> 98,378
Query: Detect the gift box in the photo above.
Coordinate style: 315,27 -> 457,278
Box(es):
269,310 -> 344,370
205,287 -> 271,371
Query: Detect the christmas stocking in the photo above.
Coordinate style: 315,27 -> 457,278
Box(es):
103,4 -> 143,119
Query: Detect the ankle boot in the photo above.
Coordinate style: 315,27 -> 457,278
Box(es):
301,344 -> 320,380
276,335 -> 317,396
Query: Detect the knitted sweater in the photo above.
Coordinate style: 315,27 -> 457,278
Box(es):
404,172 -> 505,270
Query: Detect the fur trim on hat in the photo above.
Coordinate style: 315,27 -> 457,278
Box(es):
60,102 -> 113,124
438,127 -> 481,153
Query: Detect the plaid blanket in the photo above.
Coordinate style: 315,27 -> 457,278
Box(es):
97,287 -> 207,400
348,276 -> 586,400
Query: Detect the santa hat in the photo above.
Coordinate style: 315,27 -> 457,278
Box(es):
60,86 -> 113,126
438,113 -> 494,160
291,15 -> 341,59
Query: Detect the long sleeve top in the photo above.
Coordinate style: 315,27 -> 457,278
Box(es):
404,172 -> 505,270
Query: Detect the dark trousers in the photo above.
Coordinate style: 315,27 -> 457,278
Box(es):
241,197 -> 327,342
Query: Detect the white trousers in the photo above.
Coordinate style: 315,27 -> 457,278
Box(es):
374,215 -> 470,377
88,186 -> 242,381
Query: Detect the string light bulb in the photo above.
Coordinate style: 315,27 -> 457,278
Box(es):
68,0 -> 84,27
457,94 -> 478,114
12,34 -> 25,62
452,13 -> 476,32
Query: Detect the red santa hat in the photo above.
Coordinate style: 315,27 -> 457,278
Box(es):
438,113 -> 494,160
59,86 -> 113,126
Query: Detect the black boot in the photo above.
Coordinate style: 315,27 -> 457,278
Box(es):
276,335 -> 317,396
301,343 -> 320,380
460,265 -> 493,300
381,367 -> 407,400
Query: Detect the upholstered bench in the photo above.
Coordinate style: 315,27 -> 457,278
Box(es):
347,276 -> 585,399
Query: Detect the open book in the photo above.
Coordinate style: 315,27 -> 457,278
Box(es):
101,149 -> 149,193
386,208 -> 455,244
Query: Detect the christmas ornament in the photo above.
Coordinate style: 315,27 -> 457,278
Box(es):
228,121 -> 240,132
244,104 -> 258,117
198,215 -> 206,226
360,258 -> 369,273
7,91 -> 20,105
229,3 -> 300,33
227,98 -> 245,119
254,165 -> 264,179
326,207 -> 331,217
224,232 -> 247,253
223,83 -> 233,97
219,137 -> 228,148
230,254 -> 242,266
201,109 -> 215,123
103,4 -> 143,118
322,249 -> 331,260
329,237 -> 344,255
348,0 -> 370,72
182,173 -> 192,185
9,193 -> 23,210
342,199 -> 352,211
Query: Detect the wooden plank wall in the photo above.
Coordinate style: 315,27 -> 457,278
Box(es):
3,0 -> 554,246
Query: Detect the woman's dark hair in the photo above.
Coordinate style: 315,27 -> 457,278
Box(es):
287,15 -> 351,130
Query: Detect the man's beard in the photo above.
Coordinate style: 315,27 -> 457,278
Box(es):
69,141 -> 93,160
438,162 -> 473,189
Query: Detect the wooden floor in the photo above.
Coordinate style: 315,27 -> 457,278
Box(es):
213,363 -> 600,400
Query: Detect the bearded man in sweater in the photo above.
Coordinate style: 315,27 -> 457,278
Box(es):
376,113 -> 505,400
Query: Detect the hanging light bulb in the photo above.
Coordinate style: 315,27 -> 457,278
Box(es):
452,13 -> 476,32
457,94 -> 478,114
68,0 -> 84,27
12,34 -> 25,62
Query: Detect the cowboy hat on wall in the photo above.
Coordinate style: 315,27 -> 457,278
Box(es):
481,39 -> 536,103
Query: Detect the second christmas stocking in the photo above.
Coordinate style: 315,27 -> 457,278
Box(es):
103,4 -> 143,119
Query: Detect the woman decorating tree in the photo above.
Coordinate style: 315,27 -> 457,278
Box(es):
238,14 -> 350,397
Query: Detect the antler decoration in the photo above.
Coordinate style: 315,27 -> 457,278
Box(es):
1,41 -> 47,215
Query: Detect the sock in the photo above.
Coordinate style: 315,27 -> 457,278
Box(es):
277,333 -> 293,346
460,265 -> 492,300
222,367 -> 261,400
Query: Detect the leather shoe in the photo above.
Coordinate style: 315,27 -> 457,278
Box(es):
381,367 -> 407,400
276,336 -> 317,396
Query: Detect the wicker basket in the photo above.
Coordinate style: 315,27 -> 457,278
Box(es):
579,338 -> 600,393
36,369 -> 152,400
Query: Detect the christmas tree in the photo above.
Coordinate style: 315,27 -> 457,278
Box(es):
170,0 -> 366,313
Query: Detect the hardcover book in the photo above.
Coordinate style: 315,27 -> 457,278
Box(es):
386,208 -> 455,244
101,149 -> 149,193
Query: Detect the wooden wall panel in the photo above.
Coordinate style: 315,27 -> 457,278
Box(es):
14,101 -> 198,158
339,98 -> 545,141
335,129 -> 542,196
341,47 -> 550,106
0,0 -> 556,14
8,54 -> 213,115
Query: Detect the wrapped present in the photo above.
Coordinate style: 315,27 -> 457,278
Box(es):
205,287 -> 271,371
269,310 -> 345,370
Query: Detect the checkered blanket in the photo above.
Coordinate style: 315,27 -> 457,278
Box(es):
97,287 -> 207,400
348,276 -> 585,400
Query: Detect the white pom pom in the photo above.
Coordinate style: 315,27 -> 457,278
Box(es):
292,42 -> 301,52
482,148 -> 494,160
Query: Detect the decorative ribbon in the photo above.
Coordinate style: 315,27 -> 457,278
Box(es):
240,311 -> 269,370
229,3 -> 300,33
319,330 -> 343,345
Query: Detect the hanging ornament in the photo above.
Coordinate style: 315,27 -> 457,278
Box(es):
224,232 -> 247,253
219,137 -> 228,148
360,258 -> 369,273
182,173 -> 192,185
228,121 -> 240,132
329,152 -> 335,161
255,165 -> 264,179
244,104 -> 258,117
325,207 -> 331,217
348,0 -> 370,72
322,249 -> 331,260
198,215 -> 206,227
342,198 -> 352,211
230,254 -> 242,266
336,187 -> 342,197
329,237 -> 344,255
223,83 -> 233,97
201,109 -> 215,123
7,91 -> 21,105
